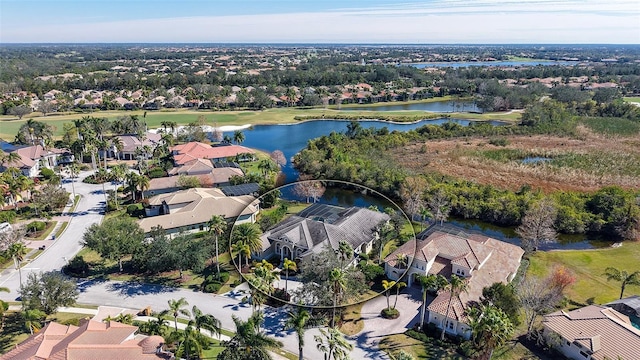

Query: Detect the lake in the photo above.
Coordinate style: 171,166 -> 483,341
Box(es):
218,118 -> 599,250
341,100 -> 480,113
217,118 -> 504,183
406,60 -> 577,68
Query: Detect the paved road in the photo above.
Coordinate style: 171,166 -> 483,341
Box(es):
0,171 -> 106,298
0,170 -> 396,359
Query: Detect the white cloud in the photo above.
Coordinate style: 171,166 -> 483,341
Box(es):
2,1 -> 639,43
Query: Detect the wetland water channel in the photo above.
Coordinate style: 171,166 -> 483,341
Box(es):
217,118 -> 603,250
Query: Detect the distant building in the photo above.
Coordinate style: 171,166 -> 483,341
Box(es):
0,319 -> 172,360
109,132 -> 162,161
384,225 -> 524,339
543,305 -> 640,360
260,203 -> 389,262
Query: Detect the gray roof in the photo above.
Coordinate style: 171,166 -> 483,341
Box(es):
606,295 -> 640,316
262,204 -> 389,256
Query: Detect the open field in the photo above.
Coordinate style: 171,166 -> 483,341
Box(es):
624,96 -> 640,103
0,103 -> 522,140
393,125 -> 640,192
527,240 -> 640,305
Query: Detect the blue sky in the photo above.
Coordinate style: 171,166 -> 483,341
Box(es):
1,0 -> 639,43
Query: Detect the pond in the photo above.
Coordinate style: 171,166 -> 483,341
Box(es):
341,100 -> 479,113
217,118 -> 505,183
406,60 -> 577,68
449,218 -> 612,250
521,156 -> 552,164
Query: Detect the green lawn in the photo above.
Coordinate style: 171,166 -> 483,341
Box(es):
527,241 -> 640,305
0,104 -> 523,140
379,333 -> 464,360
623,96 -> 640,103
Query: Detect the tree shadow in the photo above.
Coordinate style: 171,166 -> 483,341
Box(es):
106,281 -> 178,297
75,277 -> 109,293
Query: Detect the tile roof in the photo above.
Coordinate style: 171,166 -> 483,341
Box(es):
0,320 -> 169,360
171,142 -> 254,165
139,187 -> 259,232
2,145 -> 69,169
116,132 -> 162,153
543,305 -> 640,360
386,227 -> 524,323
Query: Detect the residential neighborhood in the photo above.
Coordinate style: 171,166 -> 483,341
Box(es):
1,40 -> 639,360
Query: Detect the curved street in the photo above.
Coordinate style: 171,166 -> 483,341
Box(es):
0,171 -> 397,359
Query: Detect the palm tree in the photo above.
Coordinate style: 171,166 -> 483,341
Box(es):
231,223 -> 263,267
393,281 -> 407,309
337,241 -> 353,269
233,130 -> 245,145
329,268 -> 346,328
283,306 -> 312,360
191,305 -> 221,338
441,275 -> 468,340
139,311 -> 169,336
69,162 -> 79,200
137,175 -> 150,199
467,304 -> 514,360
231,242 -> 250,271
167,297 -> 191,332
603,267 -> 640,299
417,274 -> 448,329
207,215 -> 227,278
382,280 -> 396,311
8,241 -> 28,287
23,309 -> 46,335
283,258 -> 297,293
167,322 -> 209,360
221,313 -> 283,360
419,207 -> 433,231
314,327 -> 353,360
126,171 -> 139,202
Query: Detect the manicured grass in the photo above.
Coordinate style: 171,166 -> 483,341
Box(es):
623,96 -> 640,103
47,312 -> 93,325
54,221 -> 69,238
378,333 -> 464,360
27,221 -> 57,241
0,105 -> 522,140
0,312 -> 30,354
339,303 -> 364,336
527,241 -> 640,305
216,252 -> 242,294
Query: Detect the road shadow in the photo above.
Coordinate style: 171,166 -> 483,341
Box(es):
352,330 -> 391,359
107,281 -> 178,297
76,277 -> 109,293
262,307 -> 287,337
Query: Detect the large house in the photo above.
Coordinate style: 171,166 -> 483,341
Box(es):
542,304 -> 640,360
109,132 -> 162,160
171,141 -> 255,165
144,167 -> 244,197
260,203 -> 389,262
384,225 -> 524,339
139,187 -> 259,236
0,145 -> 74,177
0,319 -> 172,360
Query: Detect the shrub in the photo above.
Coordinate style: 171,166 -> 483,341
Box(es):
0,210 -> 17,223
40,168 -> 55,179
488,137 -> 510,146
357,261 -> 385,283
63,256 -> 90,277
147,167 -> 167,179
26,221 -> 47,233
203,282 -> 222,293
381,307 -> 400,319
126,204 -> 139,215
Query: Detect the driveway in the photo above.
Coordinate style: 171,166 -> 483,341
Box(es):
0,170 -> 106,298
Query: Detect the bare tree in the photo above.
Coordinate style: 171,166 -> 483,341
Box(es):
270,150 -> 287,167
9,105 -> 31,120
427,189 -> 451,226
293,178 -> 326,203
518,274 -> 566,335
37,101 -> 56,117
399,176 -> 427,221
516,198 -> 557,252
